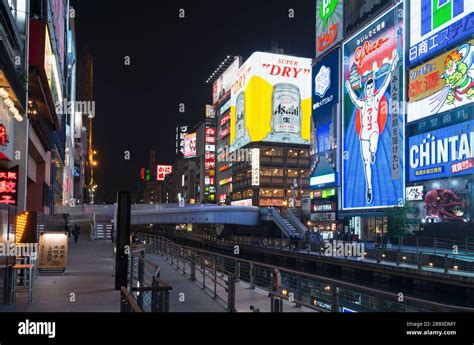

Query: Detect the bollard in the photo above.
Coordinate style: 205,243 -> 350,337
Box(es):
227,276 -> 236,312
249,264 -> 255,289
190,253 -> 196,281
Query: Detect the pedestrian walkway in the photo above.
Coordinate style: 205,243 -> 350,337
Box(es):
5,229 -> 119,312
146,253 -> 314,313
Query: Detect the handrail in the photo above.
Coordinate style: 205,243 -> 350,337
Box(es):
146,233 -> 474,312
120,286 -> 143,312
285,208 -> 307,235
268,207 -> 297,238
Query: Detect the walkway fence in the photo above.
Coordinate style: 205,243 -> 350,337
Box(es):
123,245 -> 172,312
134,232 -> 474,313
166,231 -> 474,275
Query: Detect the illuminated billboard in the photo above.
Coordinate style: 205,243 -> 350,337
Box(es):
213,58 -> 240,105
183,132 -> 196,159
408,39 -> 474,123
409,0 -> 474,66
0,166 -> 18,206
342,4 -> 405,209
408,120 -> 474,182
230,52 -> 312,152
311,48 -> 340,188
316,0 -> 343,57
157,165 -> 172,181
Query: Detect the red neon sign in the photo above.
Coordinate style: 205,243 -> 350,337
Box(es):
0,166 -> 18,205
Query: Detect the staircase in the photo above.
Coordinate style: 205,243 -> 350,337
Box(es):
264,207 -> 303,239
281,217 -> 301,238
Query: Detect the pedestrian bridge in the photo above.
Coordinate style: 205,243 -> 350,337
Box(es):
56,204 -> 261,226
130,205 -> 260,226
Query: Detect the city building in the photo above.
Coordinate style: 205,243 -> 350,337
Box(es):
0,0 -> 28,211
75,46 -> 93,204
206,56 -> 241,205
27,0 -> 69,213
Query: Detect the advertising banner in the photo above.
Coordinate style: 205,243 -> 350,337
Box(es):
213,58 -> 240,105
205,105 -> 215,119
406,185 -> 424,201
408,39 -> 474,123
230,52 -> 312,151
311,48 -> 340,188
342,4 -> 405,209
38,232 -> 68,271
183,133 -> 196,159
0,166 -> 18,206
157,165 -> 172,181
316,0 -> 343,57
408,120 -> 474,181
409,0 -> 474,66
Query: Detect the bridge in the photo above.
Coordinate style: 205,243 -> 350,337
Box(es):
56,204 -> 306,240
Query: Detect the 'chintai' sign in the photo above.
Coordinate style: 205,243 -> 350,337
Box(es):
409,120 -> 474,181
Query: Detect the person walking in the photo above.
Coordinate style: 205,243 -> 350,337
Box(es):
268,268 -> 282,297
72,224 -> 81,243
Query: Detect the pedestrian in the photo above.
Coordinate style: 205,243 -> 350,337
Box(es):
65,223 -> 71,238
268,268 -> 282,297
72,224 -> 81,243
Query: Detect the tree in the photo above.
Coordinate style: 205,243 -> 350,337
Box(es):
385,201 -> 419,242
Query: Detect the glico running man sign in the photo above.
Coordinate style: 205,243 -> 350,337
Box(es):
342,4 -> 405,210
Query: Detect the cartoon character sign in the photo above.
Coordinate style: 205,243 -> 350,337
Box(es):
424,188 -> 467,222
342,4 -> 405,209
443,44 -> 474,105
407,40 -> 474,123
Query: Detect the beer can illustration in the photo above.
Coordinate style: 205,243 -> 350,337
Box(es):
271,83 -> 301,136
236,91 -> 245,141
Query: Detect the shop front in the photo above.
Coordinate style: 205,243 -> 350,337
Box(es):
309,188 -> 337,239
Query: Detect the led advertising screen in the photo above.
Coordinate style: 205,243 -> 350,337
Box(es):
409,0 -> 474,66
183,132 -> 197,159
408,120 -> 473,182
316,0 -> 343,58
311,48 -> 340,188
213,58 -> 240,105
342,4 -> 405,210
230,52 -> 312,152
408,39 -> 474,123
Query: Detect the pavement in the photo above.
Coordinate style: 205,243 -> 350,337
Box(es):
3,229 -> 120,312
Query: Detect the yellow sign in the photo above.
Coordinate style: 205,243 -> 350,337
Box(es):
38,232 -> 68,271
230,52 -> 312,151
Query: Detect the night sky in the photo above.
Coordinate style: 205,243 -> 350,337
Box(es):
72,0 -> 314,201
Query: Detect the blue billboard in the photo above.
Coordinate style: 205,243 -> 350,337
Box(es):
409,0 -> 474,66
409,120 -> 474,182
311,48 -> 340,189
342,5 -> 405,209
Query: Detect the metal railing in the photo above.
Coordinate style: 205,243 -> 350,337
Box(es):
170,230 -> 474,275
120,287 -> 143,312
127,245 -> 172,312
135,232 -> 474,313
140,234 -> 236,312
